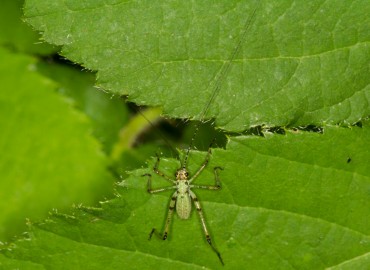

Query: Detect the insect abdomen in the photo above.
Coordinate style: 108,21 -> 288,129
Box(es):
176,181 -> 191,219
176,193 -> 191,219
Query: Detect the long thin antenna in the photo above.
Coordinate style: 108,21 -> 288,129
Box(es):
137,109 -> 177,155
182,3 -> 260,168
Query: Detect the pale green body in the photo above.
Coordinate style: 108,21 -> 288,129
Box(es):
146,154 -> 223,264
176,180 -> 192,219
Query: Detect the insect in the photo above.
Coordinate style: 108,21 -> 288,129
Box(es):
143,148 -> 224,263
143,3 -> 260,265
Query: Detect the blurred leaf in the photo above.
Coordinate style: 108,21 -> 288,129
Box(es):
24,0 -> 370,131
0,254 -> 43,270
0,0 -> 55,54
327,252 -> 370,270
36,62 -> 129,154
0,47 -> 114,240
111,107 -> 163,160
1,125 -> 369,269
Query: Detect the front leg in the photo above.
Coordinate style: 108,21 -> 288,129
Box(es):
189,140 -> 215,183
143,173 -> 176,194
153,154 -> 176,184
191,166 -> 223,190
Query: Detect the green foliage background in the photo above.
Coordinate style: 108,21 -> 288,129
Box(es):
0,0 -> 369,269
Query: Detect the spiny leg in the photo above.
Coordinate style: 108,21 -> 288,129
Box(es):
191,166 -> 223,190
189,139 -> 216,183
143,173 -> 176,194
189,190 -> 224,265
153,154 -> 176,184
149,191 -> 177,240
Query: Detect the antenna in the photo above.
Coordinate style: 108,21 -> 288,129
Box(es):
137,108 -> 177,156
182,3 -> 260,169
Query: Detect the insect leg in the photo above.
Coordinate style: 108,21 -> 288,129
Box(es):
189,190 -> 224,265
153,154 -> 176,184
143,173 -> 176,193
189,139 -> 215,183
191,166 -> 223,190
149,191 -> 177,240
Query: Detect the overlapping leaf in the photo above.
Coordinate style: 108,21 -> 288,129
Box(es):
1,125 -> 369,269
24,0 -> 370,131
0,0 -> 55,54
0,48 -> 113,240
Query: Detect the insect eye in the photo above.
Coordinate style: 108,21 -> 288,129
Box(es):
185,172 -> 189,177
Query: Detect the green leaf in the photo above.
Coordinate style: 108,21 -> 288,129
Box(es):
327,252 -> 370,270
111,107 -> 163,160
0,254 -> 43,270
24,0 -> 370,131
36,62 -> 130,154
11,0 -> 370,269
1,125 -> 369,269
0,0 -> 55,54
0,47 -> 114,240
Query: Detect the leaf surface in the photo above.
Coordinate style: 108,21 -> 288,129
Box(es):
36,62 -> 129,154
8,0 -> 370,269
0,0 -> 55,54
24,0 -> 370,131
1,125 -> 369,269
0,48 -> 113,240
